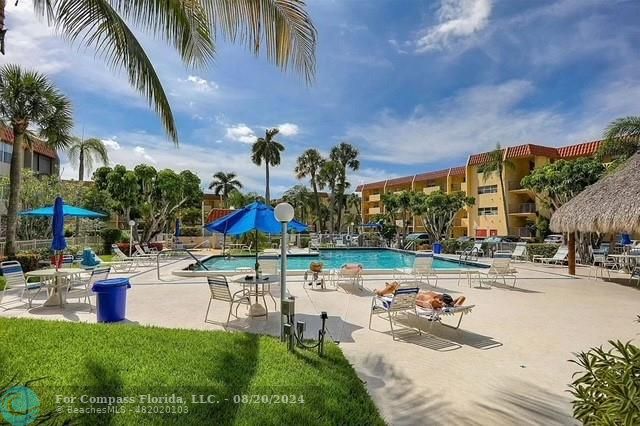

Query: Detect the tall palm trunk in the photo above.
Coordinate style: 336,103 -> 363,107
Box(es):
264,163 -> 270,204
5,125 -> 26,256
336,190 -> 343,232
75,149 -> 85,239
311,178 -> 322,232
498,172 -> 510,233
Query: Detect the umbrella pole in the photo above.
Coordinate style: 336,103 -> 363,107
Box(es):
255,230 -> 259,275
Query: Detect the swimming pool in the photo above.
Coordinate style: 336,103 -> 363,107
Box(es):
200,249 -> 474,271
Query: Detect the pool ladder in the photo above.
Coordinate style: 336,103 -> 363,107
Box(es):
156,249 -> 209,280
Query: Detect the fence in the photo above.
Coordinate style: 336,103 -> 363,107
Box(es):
0,235 -> 102,255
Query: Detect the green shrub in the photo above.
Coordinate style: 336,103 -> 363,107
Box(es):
300,237 -> 310,249
0,276 -> 6,290
442,239 -> 473,254
525,243 -> 559,260
180,226 -> 201,237
11,252 -> 42,272
569,340 -> 640,424
101,228 -> 122,253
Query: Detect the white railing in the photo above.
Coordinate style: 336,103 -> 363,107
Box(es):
0,235 -> 102,255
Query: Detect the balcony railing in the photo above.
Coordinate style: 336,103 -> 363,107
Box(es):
511,227 -> 535,238
450,183 -> 462,192
511,203 -> 537,214
423,186 -> 442,195
508,181 -> 529,191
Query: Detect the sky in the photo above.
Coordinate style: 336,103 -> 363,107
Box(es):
2,0 -> 640,196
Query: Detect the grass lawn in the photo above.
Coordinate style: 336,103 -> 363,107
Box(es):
98,254 -> 114,262
0,319 -> 384,425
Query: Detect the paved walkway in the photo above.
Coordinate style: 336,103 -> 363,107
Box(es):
1,258 -> 638,425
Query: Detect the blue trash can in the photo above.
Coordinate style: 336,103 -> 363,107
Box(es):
433,242 -> 443,254
92,278 -> 131,322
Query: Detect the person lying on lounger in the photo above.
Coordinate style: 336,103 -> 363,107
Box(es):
416,291 -> 465,309
375,282 -> 465,309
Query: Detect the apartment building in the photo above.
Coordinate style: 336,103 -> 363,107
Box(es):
356,140 -> 602,239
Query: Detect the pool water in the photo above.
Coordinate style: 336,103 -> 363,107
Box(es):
200,249 -> 472,271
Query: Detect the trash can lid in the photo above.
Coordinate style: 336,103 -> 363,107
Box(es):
92,278 -> 131,291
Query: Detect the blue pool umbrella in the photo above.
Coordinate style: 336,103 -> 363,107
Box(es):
51,197 -> 67,267
19,204 -> 107,218
204,201 -> 307,235
204,201 -> 308,268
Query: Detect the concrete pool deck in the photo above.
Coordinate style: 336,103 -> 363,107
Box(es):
1,257 -> 639,425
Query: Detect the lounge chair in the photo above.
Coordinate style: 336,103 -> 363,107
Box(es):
368,287 -> 421,340
334,237 -> 346,248
257,255 -> 279,308
110,244 -> 148,271
134,244 -> 156,258
393,252 -> 438,287
457,242 -> 484,259
241,241 -> 253,253
204,275 -> 251,326
335,263 -> 364,290
479,253 -> 517,287
66,267 -> 110,312
532,246 -> 569,264
0,261 -> 48,308
142,243 -> 158,254
511,242 -> 527,261
590,248 -> 616,279
416,303 -> 475,329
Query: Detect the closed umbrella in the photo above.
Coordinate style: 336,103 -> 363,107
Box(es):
51,196 -> 67,270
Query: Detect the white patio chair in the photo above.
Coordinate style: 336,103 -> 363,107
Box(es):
393,252 -> 438,287
457,241 -> 484,259
66,267 -> 110,312
590,249 -> 616,279
0,261 -> 48,308
369,287 -> 421,340
511,242 -> 528,261
204,275 -> 251,326
480,254 -> 517,287
532,246 -> 569,264
142,243 -> 158,254
335,263 -> 364,290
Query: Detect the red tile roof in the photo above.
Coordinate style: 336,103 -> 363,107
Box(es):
414,168 -> 450,181
0,126 -> 58,159
385,176 -> 414,186
505,144 -> 559,160
206,208 -> 234,224
449,166 -> 466,176
557,140 -> 603,158
468,152 -> 491,166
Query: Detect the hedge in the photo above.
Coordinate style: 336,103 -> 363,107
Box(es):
525,243 -> 560,261
101,228 -> 122,254
442,239 -> 474,254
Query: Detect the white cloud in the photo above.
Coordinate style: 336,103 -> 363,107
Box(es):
179,75 -> 218,93
102,138 -> 121,151
133,146 -> 156,163
277,123 -> 300,137
225,124 -> 257,144
415,0 -> 492,52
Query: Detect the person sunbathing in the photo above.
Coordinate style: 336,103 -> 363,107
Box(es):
375,281 -> 400,296
416,291 -> 465,309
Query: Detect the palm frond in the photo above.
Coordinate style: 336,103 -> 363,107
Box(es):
48,0 -> 178,144
604,116 -> 640,141
204,0 -> 317,82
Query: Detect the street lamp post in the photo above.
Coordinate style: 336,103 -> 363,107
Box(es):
128,220 -> 136,257
274,202 -> 294,340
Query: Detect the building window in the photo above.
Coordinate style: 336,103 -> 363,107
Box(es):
529,160 -> 535,171
2,143 -> 12,164
478,185 -> 498,194
478,207 -> 498,216
37,154 -> 52,175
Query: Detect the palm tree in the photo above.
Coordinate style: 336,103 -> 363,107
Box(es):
318,160 -> 340,232
346,193 -> 362,222
0,1 -> 316,144
0,64 -> 73,256
67,137 -> 109,181
478,143 -> 513,233
208,172 -> 243,207
295,148 -> 325,231
598,116 -> 640,164
282,184 -> 311,224
330,142 -> 360,231
251,128 -> 284,204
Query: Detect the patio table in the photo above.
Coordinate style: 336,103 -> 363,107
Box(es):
25,268 -> 85,307
231,274 -> 278,318
607,254 -> 640,273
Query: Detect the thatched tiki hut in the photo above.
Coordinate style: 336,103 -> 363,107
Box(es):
550,152 -> 640,275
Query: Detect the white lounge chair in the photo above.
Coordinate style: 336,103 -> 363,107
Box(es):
416,304 -> 475,330
393,252 -> 438,287
142,243 -> 158,254
110,244 -> 148,271
369,287 -> 421,340
533,246 -> 569,264
134,244 -> 156,258
0,261 -> 48,308
457,242 -> 484,259
480,253 -> 517,287
511,242 -> 527,261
